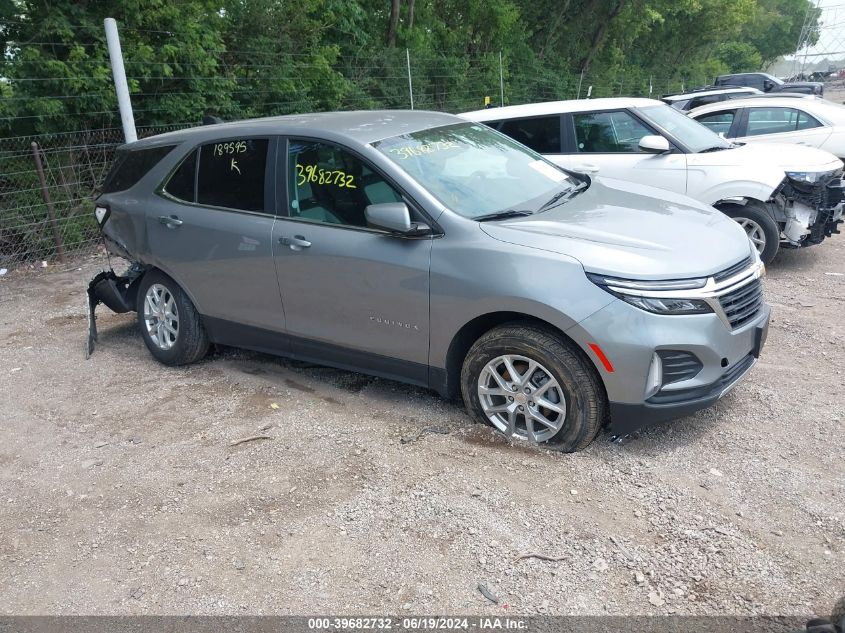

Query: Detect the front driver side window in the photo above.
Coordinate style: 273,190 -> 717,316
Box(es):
573,111 -> 653,153
287,140 -> 403,228
695,110 -> 736,136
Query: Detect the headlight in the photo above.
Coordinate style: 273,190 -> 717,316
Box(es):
618,295 -> 713,315
786,171 -> 822,184
587,273 -> 714,315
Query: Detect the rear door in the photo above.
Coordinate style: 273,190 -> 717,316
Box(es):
270,137 -> 432,382
145,137 -> 287,335
551,109 -> 687,194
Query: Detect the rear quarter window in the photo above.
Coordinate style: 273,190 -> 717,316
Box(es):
102,145 -> 176,193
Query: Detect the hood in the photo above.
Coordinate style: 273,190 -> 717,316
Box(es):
479,177 -> 752,280
690,141 -> 841,173
739,141 -> 841,172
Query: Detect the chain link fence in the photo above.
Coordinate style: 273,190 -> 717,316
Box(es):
0,33 -> 716,274
0,125 -> 190,271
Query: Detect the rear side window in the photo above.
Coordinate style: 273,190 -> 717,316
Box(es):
102,145 -> 175,193
498,116 -> 562,153
688,94 -> 723,109
196,139 -> 269,212
164,149 -> 197,202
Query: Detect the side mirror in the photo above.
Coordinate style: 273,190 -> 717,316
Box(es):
365,202 -> 430,236
763,80 -> 773,92
638,135 -> 671,154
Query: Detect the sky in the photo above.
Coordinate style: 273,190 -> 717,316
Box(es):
788,0 -> 845,62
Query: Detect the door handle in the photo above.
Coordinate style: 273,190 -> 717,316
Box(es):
279,235 -> 311,249
158,215 -> 183,228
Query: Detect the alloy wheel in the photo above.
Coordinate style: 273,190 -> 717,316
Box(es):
477,354 -> 567,443
734,217 -> 766,255
143,283 -> 179,351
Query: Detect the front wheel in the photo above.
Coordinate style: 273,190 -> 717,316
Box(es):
137,270 -> 209,366
460,323 -> 606,452
718,203 -> 780,264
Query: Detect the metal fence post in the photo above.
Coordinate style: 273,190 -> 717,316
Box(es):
30,142 -> 66,264
104,17 -> 137,143
499,51 -> 505,106
405,48 -> 414,110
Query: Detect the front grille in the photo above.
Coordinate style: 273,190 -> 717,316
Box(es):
713,256 -> 753,282
719,278 -> 764,329
658,350 -> 703,385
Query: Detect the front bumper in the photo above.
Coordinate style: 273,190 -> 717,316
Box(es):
775,172 -> 844,247
565,298 -> 771,436
608,350 -> 759,436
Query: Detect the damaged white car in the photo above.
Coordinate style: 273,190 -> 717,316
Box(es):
462,98 -> 845,263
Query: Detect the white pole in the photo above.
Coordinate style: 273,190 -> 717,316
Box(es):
104,18 -> 137,143
499,51 -> 505,106
405,48 -> 414,110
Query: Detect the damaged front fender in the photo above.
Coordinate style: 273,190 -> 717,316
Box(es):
85,264 -> 147,358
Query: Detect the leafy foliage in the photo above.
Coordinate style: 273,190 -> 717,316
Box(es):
0,0 -> 821,136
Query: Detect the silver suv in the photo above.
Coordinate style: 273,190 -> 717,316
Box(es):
88,111 -> 770,452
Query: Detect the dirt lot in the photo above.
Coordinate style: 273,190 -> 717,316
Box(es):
0,238 -> 843,617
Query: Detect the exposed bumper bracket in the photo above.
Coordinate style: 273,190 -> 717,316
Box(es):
85,266 -> 144,359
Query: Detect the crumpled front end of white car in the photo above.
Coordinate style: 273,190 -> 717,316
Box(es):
770,168 -> 845,247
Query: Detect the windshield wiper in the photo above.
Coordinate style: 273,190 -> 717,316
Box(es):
698,145 -> 731,153
537,182 -> 588,212
474,209 -> 534,222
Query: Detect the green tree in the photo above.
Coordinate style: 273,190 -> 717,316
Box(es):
0,0 -> 239,136
741,0 -> 820,67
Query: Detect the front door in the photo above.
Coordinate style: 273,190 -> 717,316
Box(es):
550,110 -> 687,195
145,137 -> 286,334
271,138 -> 432,383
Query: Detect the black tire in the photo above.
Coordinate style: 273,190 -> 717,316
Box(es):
136,270 -> 209,366
718,202 -> 780,265
460,323 -> 606,452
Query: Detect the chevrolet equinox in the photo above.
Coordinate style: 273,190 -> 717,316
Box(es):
87,111 -> 770,452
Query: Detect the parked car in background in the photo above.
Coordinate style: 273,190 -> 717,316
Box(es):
688,96 -> 845,159
715,72 -> 824,96
461,98 -> 845,263
661,86 -> 762,111
88,111 -> 770,452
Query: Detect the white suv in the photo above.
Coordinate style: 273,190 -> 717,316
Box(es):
461,98 -> 845,263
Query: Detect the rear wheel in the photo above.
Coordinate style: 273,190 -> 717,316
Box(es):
137,270 -> 209,366
460,323 -> 605,452
718,202 -> 780,264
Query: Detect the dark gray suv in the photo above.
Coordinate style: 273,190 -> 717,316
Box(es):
88,111 -> 770,451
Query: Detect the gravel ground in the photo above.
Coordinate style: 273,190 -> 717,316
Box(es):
0,238 -> 843,617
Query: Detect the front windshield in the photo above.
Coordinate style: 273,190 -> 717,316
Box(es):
373,122 -> 581,218
639,104 -> 732,153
